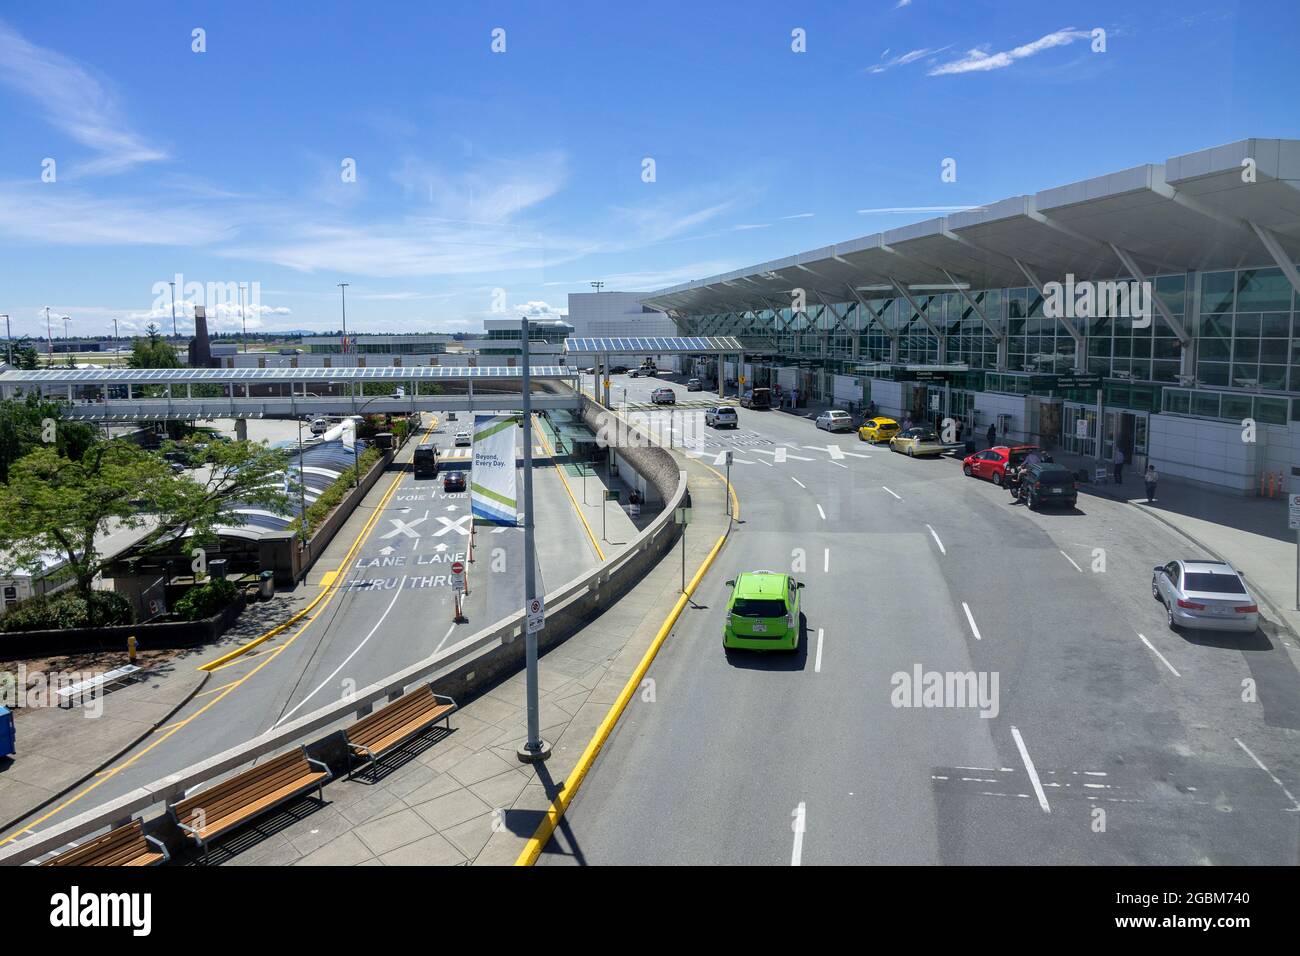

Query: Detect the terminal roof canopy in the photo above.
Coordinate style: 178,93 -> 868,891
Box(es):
638,138 -> 1300,315
564,336 -> 744,354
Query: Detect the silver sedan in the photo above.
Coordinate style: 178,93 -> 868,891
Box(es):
1151,560 -> 1259,632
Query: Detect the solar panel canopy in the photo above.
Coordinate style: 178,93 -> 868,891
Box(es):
564,336 -> 744,354
0,366 -> 574,384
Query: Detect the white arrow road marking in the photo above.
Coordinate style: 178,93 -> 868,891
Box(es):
381,516 -> 427,539
827,444 -> 844,460
791,802 -> 806,866
274,576 -> 407,727
435,542 -> 449,551
1011,726 -> 1051,813
446,504 -> 459,512
434,515 -> 472,536
379,546 -> 395,556
775,447 -> 787,464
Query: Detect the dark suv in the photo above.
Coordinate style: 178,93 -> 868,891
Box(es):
1019,462 -> 1077,510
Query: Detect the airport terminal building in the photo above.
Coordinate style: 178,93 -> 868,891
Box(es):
640,139 -> 1300,495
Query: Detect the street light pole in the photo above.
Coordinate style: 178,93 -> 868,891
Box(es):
45,306 -> 53,361
517,315 -> 550,763
1,315 -> 10,365
239,284 -> 248,352
338,283 -> 349,354
169,281 -> 178,339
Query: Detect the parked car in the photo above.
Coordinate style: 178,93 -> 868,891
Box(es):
1152,560 -> 1259,632
687,378 -> 703,392
443,471 -> 467,493
629,368 -> 642,378
705,406 -> 738,429
858,417 -> 900,443
815,409 -> 854,432
454,431 -> 472,447
962,444 -> 1039,486
890,427 -> 944,457
1016,462 -> 1078,509
309,417 -> 330,436
651,387 -> 676,405
610,365 -> 629,374
740,387 -> 771,410
723,571 -> 804,652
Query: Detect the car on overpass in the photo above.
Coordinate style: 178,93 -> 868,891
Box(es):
723,571 -> 803,652
1152,560 -> 1259,632
889,427 -> 944,457
858,417 -> 900,443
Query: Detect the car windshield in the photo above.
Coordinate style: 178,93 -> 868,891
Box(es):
1183,572 -> 1246,594
908,429 -> 937,440
732,598 -> 787,618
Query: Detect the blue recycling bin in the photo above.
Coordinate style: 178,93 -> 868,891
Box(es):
0,706 -> 14,758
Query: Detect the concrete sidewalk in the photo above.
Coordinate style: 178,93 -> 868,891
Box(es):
214,447 -> 732,867
1053,449 -> 1299,636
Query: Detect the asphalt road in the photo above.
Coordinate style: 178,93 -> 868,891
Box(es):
14,413 -> 601,839
543,375 -> 1300,865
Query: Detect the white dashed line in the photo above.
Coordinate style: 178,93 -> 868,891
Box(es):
882,486 -> 902,500
815,628 -> 824,672
1137,633 -> 1181,677
791,476 -> 806,489
823,548 -> 830,573
817,503 -> 826,520
790,802 -> 806,866
1011,726 -> 1051,813
961,602 -> 982,641
1234,737 -> 1300,810
926,524 -> 946,555
1059,550 -> 1083,573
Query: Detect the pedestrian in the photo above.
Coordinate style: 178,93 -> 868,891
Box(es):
902,416 -> 912,432
1144,463 -> 1158,503
1112,445 -> 1125,484
986,423 -> 997,448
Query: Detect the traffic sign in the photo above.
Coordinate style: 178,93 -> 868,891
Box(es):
526,596 -> 545,633
1288,494 -> 1300,530
451,560 -> 465,591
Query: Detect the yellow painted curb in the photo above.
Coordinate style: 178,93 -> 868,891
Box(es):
514,472 -> 737,865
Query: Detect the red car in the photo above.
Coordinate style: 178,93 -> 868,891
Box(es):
443,471 -> 467,493
962,445 -> 1040,486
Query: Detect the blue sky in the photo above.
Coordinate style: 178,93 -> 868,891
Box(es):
1,0 -> 1296,339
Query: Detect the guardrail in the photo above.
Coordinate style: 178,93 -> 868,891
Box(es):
0,433 -> 686,865
60,394 -> 582,421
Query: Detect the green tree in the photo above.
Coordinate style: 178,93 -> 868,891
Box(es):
0,394 -> 97,483
10,339 -> 39,370
0,437 -> 293,624
126,324 -> 180,369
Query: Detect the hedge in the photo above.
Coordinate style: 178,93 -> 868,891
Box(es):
0,590 -> 134,632
289,446 -> 383,538
174,578 -> 239,621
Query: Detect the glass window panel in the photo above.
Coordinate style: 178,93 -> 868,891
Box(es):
1261,338 -> 1288,364
1236,268 -> 1291,312
1259,364 -> 1287,390
1231,363 -> 1260,386
1255,397 -> 1288,425
1197,362 -> 1229,386
1234,313 -> 1261,337
1200,271 -> 1235,314
1221,395 -> 1253,422
1155,274 -> 1186,315
1260,313 -> 1288,338
1166,389 -> 1191,414
1192,391 -> 1222,418
1234,339 -> 1260,363
1199,337 -> 1230,360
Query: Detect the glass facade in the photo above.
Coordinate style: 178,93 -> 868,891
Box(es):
676,264 -> 1299,417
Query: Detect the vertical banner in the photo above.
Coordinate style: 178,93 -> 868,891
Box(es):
470,413 -> 519,526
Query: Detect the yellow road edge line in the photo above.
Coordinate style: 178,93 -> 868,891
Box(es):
514,508 -> 736,866
196,425 -> 426,673
531,418 -> 605,562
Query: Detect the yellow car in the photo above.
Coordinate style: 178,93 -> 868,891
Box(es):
889,426 -> 945,457
858,417 -> 900,443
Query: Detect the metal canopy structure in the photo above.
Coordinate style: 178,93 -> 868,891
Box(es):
0,365 -> 573,386
640,139 -> 1300,317
564,336 -> 744,354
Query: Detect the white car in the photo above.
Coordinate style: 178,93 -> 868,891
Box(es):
705,406 -> 738,429
454,431 -> 472,447
1152,560 -> 1259,632
815,410 -> 853,432
309,417 -> 330,436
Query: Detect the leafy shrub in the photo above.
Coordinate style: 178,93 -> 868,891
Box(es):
173,577 -> 239,621
289,447 -> 383,538
0,590 -> 134,632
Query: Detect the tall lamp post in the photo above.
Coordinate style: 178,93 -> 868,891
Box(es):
338,283 -> 349,354
44,306 -> 54,360
517,315 -> 551,763
239,284 -> 248,352
169,281 -> 178,339
2,315 -> 10,365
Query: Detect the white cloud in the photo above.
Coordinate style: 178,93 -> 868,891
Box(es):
895,0 -> 913,8
928,28 -> 1091,76
867,46 -> 950,75
0,19 -> 166,176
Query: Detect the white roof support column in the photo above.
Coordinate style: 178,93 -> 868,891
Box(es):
941,269 -> 1004,344
888,278 -> 946,363
1012,258 -> 1087,367
1107,243 -> 1192,346
843,285 -> 900,348
1248,221 -> 1300,299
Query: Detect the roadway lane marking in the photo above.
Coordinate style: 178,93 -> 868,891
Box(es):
1234,737 -> 1300,811
816,503 -> 826,520
823,548 -> 829,573
436,623 -> 457,653
1011,726 -> 1051,813
273,575 -> 409,727
845,452 -> 871,459
961,602 -> 982,641
775,447 -> 787,464
814,629 -> 824,672
790,802 -> 806,866
828,445 -> 844,460
1059,550 -> 1084,573
791,476 -> 807,489
926,524 -> 946,555
1136,633 -> 1181,678
882,486 -> 901,500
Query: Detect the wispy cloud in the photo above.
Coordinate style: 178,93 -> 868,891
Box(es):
0,19 -> 165,176
867,46 -> 950,75
857,205 -> 984,214
928,28 -> 1091,76
895,0 -> 913,8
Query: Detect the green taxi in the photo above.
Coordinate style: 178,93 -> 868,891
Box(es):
723,571 -> 803,652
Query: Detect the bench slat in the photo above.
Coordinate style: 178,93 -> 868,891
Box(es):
187,771 -> 328,840
42,819 -> 164,867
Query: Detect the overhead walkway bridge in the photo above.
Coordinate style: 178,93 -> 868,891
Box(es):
0,365 -> 581,421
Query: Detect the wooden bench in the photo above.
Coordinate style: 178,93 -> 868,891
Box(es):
345,684 -> 457,782
169,746 -> 330,863
56,665 -> 142,708
42,818 -> 168,867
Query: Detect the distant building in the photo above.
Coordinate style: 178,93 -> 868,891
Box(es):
299,334 -> 452,355
566,291 -> 675,368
